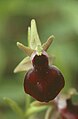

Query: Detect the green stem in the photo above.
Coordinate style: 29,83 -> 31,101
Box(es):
3,97 -> 24,118
25,106 -> 48,118
25,95 -> 31,110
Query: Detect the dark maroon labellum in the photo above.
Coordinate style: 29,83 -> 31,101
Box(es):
24,51 -> 65,102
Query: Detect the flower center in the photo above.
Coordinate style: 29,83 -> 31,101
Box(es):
32,51 -> 49,70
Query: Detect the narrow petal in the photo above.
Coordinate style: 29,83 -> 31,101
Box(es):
42,35 -> 54,51
17,42 -> 34,56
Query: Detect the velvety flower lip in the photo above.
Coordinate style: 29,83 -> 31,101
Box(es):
24,53 -> 65,102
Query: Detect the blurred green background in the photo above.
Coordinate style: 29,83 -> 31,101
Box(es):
0,0 -> 78,119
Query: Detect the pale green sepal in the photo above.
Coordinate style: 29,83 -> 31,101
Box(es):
14,56 -> 32,73
3,97 -> 24,117
17,42 -> 34,56
29,19 -> 41,49
42,35 -> 54,51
